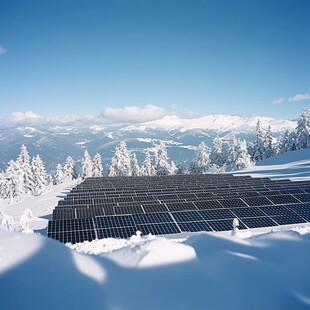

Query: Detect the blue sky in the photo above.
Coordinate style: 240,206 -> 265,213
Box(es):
0,0 -> 309,122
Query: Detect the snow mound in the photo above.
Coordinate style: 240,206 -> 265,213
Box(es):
1,228 -> 310,309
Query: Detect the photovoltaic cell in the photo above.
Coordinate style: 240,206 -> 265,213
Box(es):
199,209 -> 235,220
178,221 -> 212,232
171,210 -> 204,223
132,213 -> 173,225
193,200 -> 223,210
267,195 -> 300,205
218,198 -> 248,208
136,223 -> 181,235
241,217 -> 278,228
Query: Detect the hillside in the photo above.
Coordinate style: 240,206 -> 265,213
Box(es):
1,147 -> 310,310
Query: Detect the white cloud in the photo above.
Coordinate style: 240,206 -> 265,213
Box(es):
272,97 -> 284,104
102,104 -> 167,122
289,93 -> 310,102
9,111 -> 45,123
0,45 -> 7,55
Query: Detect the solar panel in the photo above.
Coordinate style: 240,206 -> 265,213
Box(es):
94,215 -> 135,229
165,202 -> 197,212
199,209 -> 235,220
171,210 -> 204,223
97,227 -> 137,239
272,214 -> 306,225
114,205 -> 144,215
132,213 -> 173,225
293,193 -> 310,203
178,221 -> 213,232
136,223 -> 181,235
207,219 -> 246,231
218,198 -> 248,208
142,204 -> 168,213
48,174 -> 310,244
242,196 -> 273,207
231,207 -> 266,218
193,200 -> 223,210
241,217 -> 278,228
267,195 -> 300,205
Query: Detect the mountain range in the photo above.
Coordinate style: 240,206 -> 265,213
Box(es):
0,114 -> 297,173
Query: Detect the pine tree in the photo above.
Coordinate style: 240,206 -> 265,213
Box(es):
55,163 -> 64,185
233,139 -> 253,171
63,156 -> 77,180
31,155 -> 48,195
252,120 -> 265,162
296,108 -> 310,149
0,211 -> 14,231
131,153 -> 140,176
211,136 -> 225,167
153,142 -> 173,175
82,150 -> 93,179
140,149 -> 156,176
16,144 -> 35,194
281,130 -> 290,153
108,141 -> 132,177
274,136 -> 282,155
92,153 -> 103,177
264,125 -> 274,159
227,134 -> 238,167
176,162 -> 188,175
5,160 -> 25,199
191,141 -> 211,174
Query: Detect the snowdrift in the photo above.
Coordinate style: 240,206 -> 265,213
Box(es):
1,228 -> 310,310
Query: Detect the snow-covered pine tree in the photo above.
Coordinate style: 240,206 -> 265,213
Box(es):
82,150 -> 93,179
131,153 -> 140,176
63,155 -> 77,180
5,160 -> 25,200
92,153 -> 103,177
211,136 -> 226,167
31,155 -> 48,195
0,211 -> 14,231
153,142 -> 174,175
0,173 -> 7,199
274,136 -> 282,155
108,141 -> 132,177
227,134 -> 238,168
295,107 -> 310,150
176,162 -> 188,175
16,144 -> 35,194
281,130 -> 290,153
233,139 -> 253,171
264,125 -> 274,159
55,163 -> 64,185
252,120 -> 265,162
191,141 -> 211,174
140,149 -> 156,176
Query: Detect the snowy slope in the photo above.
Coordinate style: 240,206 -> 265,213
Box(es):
233,148 -> 310,181
1,228 -> 310,310
1,149 -> 310,309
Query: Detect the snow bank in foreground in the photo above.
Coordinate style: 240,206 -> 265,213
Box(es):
68,233 -> 195,268
1,228 -> 310,310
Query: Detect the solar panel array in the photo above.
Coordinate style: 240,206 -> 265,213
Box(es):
47,174 -> 310,244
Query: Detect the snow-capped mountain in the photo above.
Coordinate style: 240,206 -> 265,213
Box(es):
0,114 -> 296,173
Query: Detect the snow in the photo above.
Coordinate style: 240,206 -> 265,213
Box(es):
124,114 -> 296,133
1,228 -> 310,309
234,148 -> 310,181
1,148 -> 310,309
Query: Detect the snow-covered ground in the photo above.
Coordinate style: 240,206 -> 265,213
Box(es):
1,149 -> 310,309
